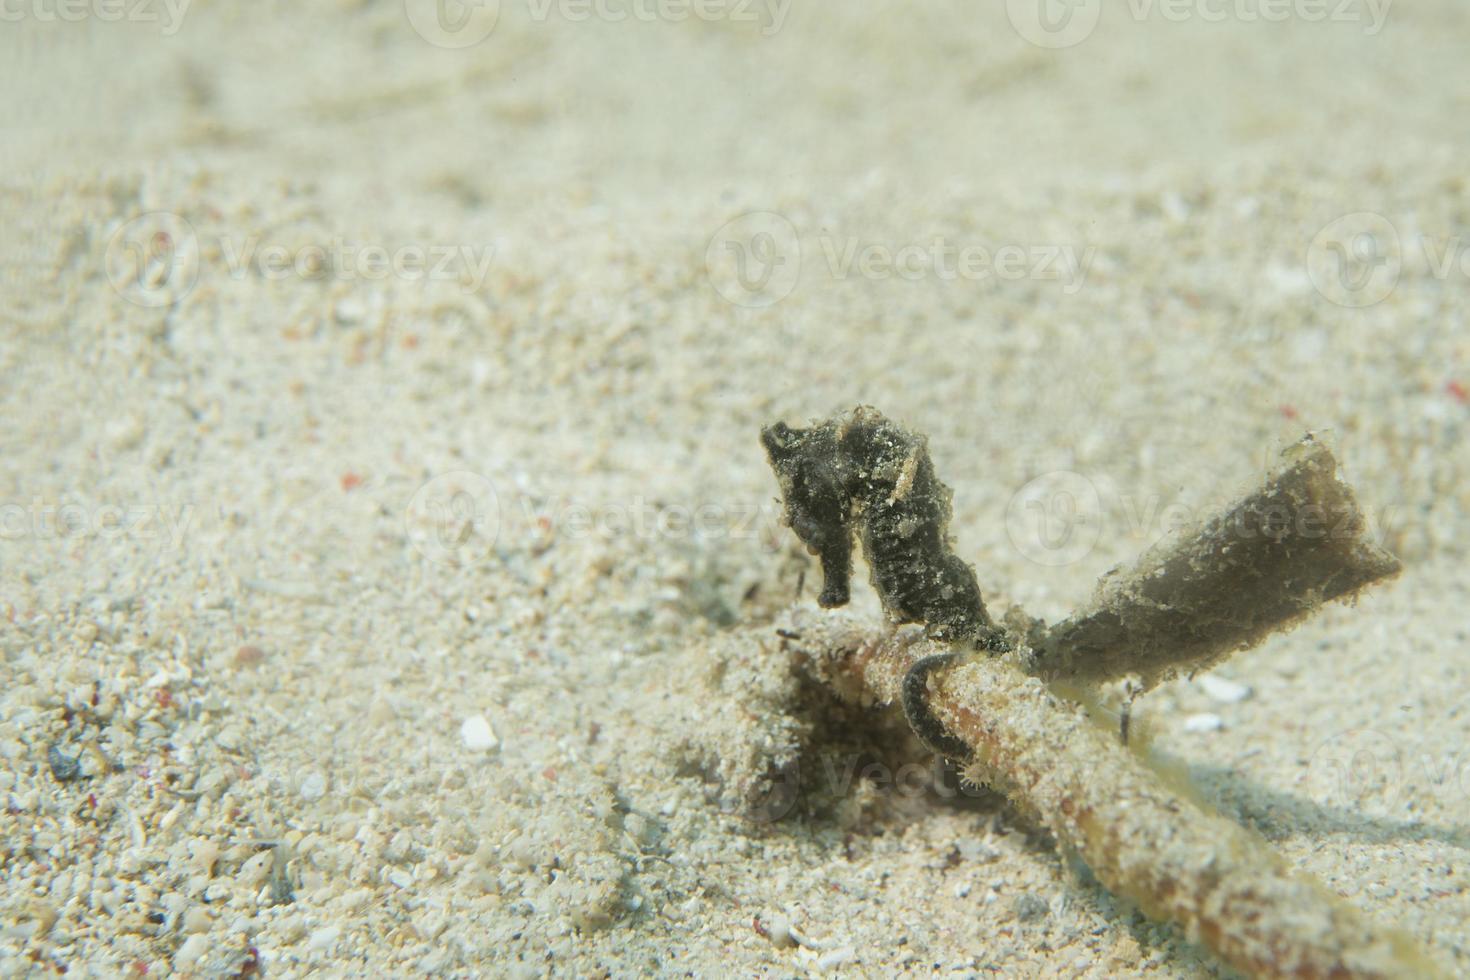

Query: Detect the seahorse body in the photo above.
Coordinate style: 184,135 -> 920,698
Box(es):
760,406 -> 998,644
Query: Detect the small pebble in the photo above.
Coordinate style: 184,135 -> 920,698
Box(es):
816,947 -> 855,970
106,415 -> 145,450
182,907 -> 211,934
334,298 -> 365,324
175,934 -> 210,968
761,913 -> 796,948
1197,675 -> 1252,704
234,645 -> 267,668
238,851 -> 273,887
1160,190 -> 1190,222
1013,893 -> 1049,922
338,887 -> 372,911
299,772 -> 327,801
47,744 -> 81,783
1184,712 -> 1225,733
460,714 -> 500,752
188,840 -> 220,877
308,926 -> 340,952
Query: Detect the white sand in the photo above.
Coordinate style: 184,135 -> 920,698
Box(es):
2,2 -> 1469,975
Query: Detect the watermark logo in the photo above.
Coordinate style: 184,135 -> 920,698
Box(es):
745,761 -> 801,823
1006,0 -> 1102,49
404,0 -> 501,48
1304,727 -> 1404,813
1005,470 -> 1104,567
1302,725 -> 1470,818
405,471 -> 501,566
104,212 -> 200,309
706,211 -> 802,308
1306,210 -> 1470,307
1307,211 -> 1401,308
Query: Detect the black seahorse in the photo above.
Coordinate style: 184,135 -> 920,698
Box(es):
761,406 -> 1007,758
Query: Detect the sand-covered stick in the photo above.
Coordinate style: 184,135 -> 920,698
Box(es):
784,607 -> 1447,980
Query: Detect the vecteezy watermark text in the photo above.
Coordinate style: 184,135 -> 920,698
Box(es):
1307,727 -> 1470,816
706,211 -> 1095,308
0,499 -> 194,550
1004,469 -> 1403,567
1306,210 -> 1470,308
525,0 -> 789,33
404,0 -> 789,48
104,212 -> 497,308
216,236 -> 496,288
405,470 -> 787,566
1005,0 -> 1391,49
0,0 -> 192,35
1126,0 -> 1390,31
819,237 -> 1094,293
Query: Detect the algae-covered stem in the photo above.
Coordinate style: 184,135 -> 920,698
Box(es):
786,607 -> 1442,980
761,406 -> 1440,979
1030,435 -> 1403,692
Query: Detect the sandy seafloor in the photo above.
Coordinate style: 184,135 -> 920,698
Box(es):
3,2 -> 1470,976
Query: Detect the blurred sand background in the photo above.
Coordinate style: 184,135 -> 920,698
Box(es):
2,1 -> 1470,975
